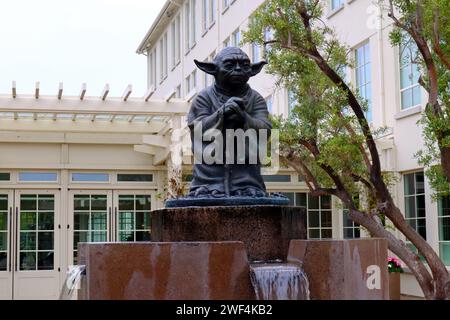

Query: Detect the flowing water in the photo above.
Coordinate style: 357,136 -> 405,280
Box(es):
250,263 -> 310,300
59,265 -> 86,300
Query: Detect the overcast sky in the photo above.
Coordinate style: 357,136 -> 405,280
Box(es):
0,0 -> 166,98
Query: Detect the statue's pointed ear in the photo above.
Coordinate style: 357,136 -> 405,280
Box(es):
250,61 -> 268,77
194,59 -> 217,76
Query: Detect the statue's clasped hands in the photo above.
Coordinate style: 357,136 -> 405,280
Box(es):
223,97 -> 246,121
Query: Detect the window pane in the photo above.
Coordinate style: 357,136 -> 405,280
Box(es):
439,217 -> 450,241
308,211 -> 320,228
321,229 -> 332,238
136,196 -> 151,211
0,232 -> 7,251
321,195 -> 331,209
135,212 -> 151,230
19,172 -> 57,182
0,252 -> 7,271
91,195 -> 107,211
91,213 -> 107,230
72,173 -> 109,182
321,211 -> 332,228
417,195 -> 426,218
38,196 -> 54,211
21,196 -> 36,211
20,232 -> 36,250
262,175 -> 291,182
405,196 -> 416,218
136,231 -> 151,241
439,243 -> 450,266
21,212 -> 36,230
404,174 -> 415,196
37,252 -> 54,270
74,196 -> 90,211
38,212 -> 54,230
415,172 -> 424,194
295,193 -> 307,207
119,212 -> 134,230
91,231 -> 106,242
0,195 -> 7,211
401,88 -> 412,109
119,196 -> 134,211
0,173 -> 10,181
417,218 -> 427,239
308,194 -> 319,209
119,231 -> 134,242
0,213 -> 7,230
20,252 -> 36,270
439,196 -> 450,217
74,212 -> 90,230
117,174 -> 153,182
37,232 -> 53,250
343,211 -> 353,227
308,229 -> 320,239
74,231 -> 89,249
280,192 -> 295,206
400,66 -> 412,89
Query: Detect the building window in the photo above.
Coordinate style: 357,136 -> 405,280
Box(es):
202,0 -> 216,32
148,48 -> 157,89
159,32 -> 168,82
72,173 -> 109,182
252,43 -> 261,62
355,42 -> 372,122
265,95 -> 273,114
222,0 -> 231,12
278,192 -> 333,239
404,172 -> 426,239
400,36 -> 421,109
331,0 -> 344,10
185,0 -> 196,52
117,174 -> 153,182
439,196 -> 450,265
223,37 -> 231,48
0,195 -> 7,271
171,15 -> 181,68
288,90 -> 298,114
117,195 -> 152,242
175,85 -> 182,98
0,173 -> 10,181
262,174 -> 291,182
186,70 -> 197,95
343,198 -> 360,239
19,172 -> 57,182
231,28 -> 241,47
263,27 -> 274,58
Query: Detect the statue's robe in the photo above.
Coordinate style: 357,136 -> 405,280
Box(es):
187,83 -> 271,197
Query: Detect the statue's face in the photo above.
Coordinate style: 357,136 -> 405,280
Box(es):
216,55 -> 252,87
194,47 -> 267,90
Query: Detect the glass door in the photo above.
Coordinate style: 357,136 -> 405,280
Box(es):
0,191 -> 13,299
13,190 -> 61,300
113,191 -> 152,242
68,190 -> 112,265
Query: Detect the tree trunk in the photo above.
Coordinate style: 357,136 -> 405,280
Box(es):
440,145 -> 450,184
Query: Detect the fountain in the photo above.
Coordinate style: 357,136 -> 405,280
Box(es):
70,47 -> 389,300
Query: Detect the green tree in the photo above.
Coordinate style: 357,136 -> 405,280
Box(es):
387,0 -> 450,198
244,0 -> 449,299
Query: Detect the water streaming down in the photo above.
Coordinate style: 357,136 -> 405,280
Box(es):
59,265 -> 86,300
250,263 -> 310,300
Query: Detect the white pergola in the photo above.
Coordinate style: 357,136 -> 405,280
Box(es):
0,81 -> 192,166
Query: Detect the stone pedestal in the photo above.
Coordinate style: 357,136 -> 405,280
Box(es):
389,272 -> 401,300
151,206 -> 307,262
287,238 -> 389,300
78,242 -> 255,300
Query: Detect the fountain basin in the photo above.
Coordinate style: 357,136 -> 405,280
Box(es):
151,205 -> 307,261
77,241 -> 255,300
287,239 -> 389,300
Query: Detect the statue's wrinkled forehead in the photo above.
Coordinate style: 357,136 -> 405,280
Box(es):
213,47 -> 250,64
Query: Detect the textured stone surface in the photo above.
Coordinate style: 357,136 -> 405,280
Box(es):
287,239 -> 389,300
165,196 -> 289,208
151,206 -> 307,262
78,242 -> 255,300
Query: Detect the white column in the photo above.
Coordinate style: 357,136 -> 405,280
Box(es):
167,116 -> 184,199
424,174 -> 440,254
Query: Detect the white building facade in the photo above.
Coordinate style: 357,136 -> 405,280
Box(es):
136,0 -> 450,298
